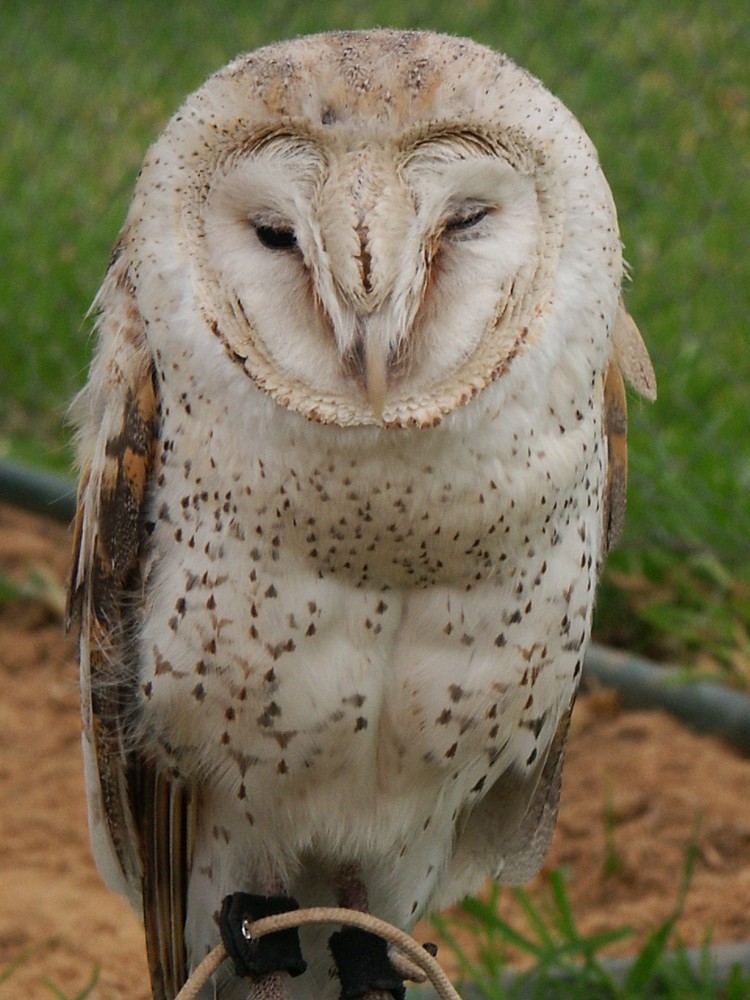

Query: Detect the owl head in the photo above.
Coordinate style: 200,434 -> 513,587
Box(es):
120,30 -> 624,428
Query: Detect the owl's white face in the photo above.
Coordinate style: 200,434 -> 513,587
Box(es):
202,128 -> 541,413
126,30 -> 621,427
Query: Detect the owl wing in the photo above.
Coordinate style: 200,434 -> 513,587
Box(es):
500,304 -> 657,873
501,303 -> 656,870
519,305 -> 647,866
67,243 -> 191,1000
443,304 -> 656,900
603,301 -> 657,553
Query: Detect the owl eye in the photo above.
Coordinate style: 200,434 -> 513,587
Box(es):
254,224 -> 298,251
445,207 -> 490,232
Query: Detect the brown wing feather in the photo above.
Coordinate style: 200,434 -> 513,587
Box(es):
603,360 -> 629,553
67,243 -> 190,999
602,303 -> 657,554
138,764 -> 193,1000
612,300 -> 657,402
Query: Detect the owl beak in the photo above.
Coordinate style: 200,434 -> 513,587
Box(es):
364,337 -> 388,420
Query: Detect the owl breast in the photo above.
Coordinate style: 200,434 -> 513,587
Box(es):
136,347 -> 603,869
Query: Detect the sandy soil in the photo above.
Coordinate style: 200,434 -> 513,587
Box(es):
2,502 -> 750,999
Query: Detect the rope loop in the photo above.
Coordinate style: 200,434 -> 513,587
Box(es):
175,905 -> 463,1000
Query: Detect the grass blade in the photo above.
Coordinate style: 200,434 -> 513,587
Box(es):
43,966 -> 100,1000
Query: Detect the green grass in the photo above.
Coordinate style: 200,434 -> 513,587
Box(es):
432,860 -> 750,999
0,945 -> 101,1000
2,0 -> 749,670
43,967 -> 101,1000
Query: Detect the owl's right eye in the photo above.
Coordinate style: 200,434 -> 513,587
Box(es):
254,224 -> 298,251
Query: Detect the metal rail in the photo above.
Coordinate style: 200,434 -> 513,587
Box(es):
0,458 -> 76,523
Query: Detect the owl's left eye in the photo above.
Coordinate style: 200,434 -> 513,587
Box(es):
254,224 -> 298,251
445,206 -> 490,232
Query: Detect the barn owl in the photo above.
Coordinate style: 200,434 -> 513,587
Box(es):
68,29 -> 656,1000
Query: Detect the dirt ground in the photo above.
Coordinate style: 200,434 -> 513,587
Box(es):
2,502 -> 750,999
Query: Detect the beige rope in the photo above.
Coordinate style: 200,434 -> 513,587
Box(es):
175,944 -> 227,1000
174,905 -> 463,1000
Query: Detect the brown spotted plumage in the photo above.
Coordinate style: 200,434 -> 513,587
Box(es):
68,30 -> 655,1000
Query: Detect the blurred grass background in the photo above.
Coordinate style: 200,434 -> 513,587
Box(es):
2,0 -> 748,676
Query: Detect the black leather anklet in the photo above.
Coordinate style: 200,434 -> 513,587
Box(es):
328,926 -> 405,1000
219,892 -> 307,979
